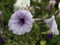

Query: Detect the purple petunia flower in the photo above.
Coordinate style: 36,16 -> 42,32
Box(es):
47,34 -> 52,39
46,5 -> 51,11
0,37 -> 5,44
8,10 -> 34,35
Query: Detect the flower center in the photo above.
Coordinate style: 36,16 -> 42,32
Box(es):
20,18 -> 25,25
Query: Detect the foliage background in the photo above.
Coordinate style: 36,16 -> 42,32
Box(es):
0,0 -> 60,45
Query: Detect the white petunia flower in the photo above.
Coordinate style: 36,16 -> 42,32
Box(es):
38,0 -> 41,3
49,0 -> 56,6
44,15 -> 59,35
8,10 -> 34,35
14,0 -> 30,12
58,2 -> 60,10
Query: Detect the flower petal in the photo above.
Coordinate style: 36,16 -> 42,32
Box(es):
44,15 -> 59,35
8,10 -> 33,35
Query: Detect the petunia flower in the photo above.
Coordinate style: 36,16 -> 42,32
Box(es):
8,10 -> 34,35
58,2 -> 60,10
14,0 -> 30,12
38,0 -> 41,3
49,0 -> 56,8
49,0 -> 56,5
47,34 -> 52,39
44,15 -> 59,35
0,37 -> 5,44
46,4 -> 51,11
